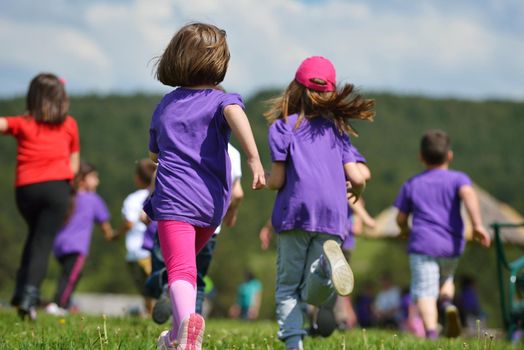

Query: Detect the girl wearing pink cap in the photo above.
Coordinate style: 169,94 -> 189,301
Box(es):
265,56 -> 374,350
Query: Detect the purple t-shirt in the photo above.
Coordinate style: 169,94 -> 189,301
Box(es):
144,88 -> 244,227
53,191 -> 110,257
394,168 -> 472,257
269,114 -> 356,238
342,144 -> 367,250
142,220 -> 158,251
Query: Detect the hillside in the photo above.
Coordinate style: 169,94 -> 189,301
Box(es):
0,91 -> 523,326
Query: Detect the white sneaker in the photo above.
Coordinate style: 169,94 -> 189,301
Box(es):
45,302 -> 67,316
176,313 -> 205,350
322,240 -> 354,296
157,330 -> 177,350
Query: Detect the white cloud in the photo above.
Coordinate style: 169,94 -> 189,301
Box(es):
0,0 -> 522,99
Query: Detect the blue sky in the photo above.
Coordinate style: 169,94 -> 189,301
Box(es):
0,0 -> 523,100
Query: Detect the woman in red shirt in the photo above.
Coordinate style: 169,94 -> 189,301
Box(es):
0,73 -> 80,320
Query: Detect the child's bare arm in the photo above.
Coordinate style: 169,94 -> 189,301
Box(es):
356,162 -> 371,181
349,198 -> 376,229
224,105 -> 265,190
259,219 -> 273,250
266,162 -> 286,191
223,179 -> 244,227
70,152 -> 80,175
344,162 -> 366,202
459,185 -> 491,247
100,221 -> 115,241
396,211 -> 410,238
0,118 -> 7,133
114,220 -> 133,239
149,151 -> 158,163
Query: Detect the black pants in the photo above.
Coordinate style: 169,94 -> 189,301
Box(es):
13,180 -> 71,303
195,235 -> 217,314
54,253 -> 85,308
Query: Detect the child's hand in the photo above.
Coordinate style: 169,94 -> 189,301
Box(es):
259,224 -> 272,250
346,181 -> 363,203
249,158 -> 266,190
473,225 -> 491,247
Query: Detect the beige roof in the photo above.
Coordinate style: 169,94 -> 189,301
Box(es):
365,185 -> 524,245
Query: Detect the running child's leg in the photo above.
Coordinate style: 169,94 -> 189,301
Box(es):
438,258 -> 461,338
276,230 -> 311,350
54,253 -> 85,308
157,221 -> 199,340
409,254 -> 439,339
304,235 -> 343,306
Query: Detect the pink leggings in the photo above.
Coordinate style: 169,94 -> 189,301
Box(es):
157,220 -> 216,287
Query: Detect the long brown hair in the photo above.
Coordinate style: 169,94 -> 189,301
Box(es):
264,80 -> 374,135
26,73 -> 69,124
155,22 -> 230,87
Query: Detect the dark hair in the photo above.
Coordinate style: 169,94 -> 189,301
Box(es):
420,129 -> 450,165
26,73 -> 69,124
155,23 -> 230,87
73,162 -> 97,190
264,80 -> 374,135
136,158 -> 156,185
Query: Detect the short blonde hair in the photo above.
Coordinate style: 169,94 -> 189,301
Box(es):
156,23 -> 230,87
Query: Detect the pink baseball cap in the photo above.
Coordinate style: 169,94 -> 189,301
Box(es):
294,56 -> 336,92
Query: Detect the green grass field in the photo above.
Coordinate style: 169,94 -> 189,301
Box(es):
0,309 -> 518,350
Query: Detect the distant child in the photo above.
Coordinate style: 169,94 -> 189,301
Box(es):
229,271 -> 262,320
265,56 -> 374,350
0,73 -> 80,320
456,275 -> 485,329
116,158 -> 157,314
144,23 -> 265,349
394,129 -> 491,339
47,162 -> 113,315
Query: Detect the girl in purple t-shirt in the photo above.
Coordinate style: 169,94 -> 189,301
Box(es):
265,56 -> 374,350
145,23 -> 265,350
48,162 -> 113,315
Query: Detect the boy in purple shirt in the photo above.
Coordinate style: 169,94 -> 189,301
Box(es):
394,130 -> 490,339
48,162 -> 113,314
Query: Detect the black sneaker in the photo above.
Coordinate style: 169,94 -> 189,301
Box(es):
315,305 -> 337,337
444,305 -> 462,338
152,287 -> 171,325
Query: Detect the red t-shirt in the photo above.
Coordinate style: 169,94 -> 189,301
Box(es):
4,115 -> 80,187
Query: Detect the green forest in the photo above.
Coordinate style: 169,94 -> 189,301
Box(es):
0,91 -> 523,327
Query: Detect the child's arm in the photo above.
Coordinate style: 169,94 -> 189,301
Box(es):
344,162 -> 366,203
149,151 -> 158,163
114,220 -> 133,239
349,198 -> 376,229
396,211 -> 410,238
0,118 -> 7,133
259,219 -> 273,250
223,179 -> 244,227
266,162 -> 286,190
70,152 -> 80,175
459,185 -> 491,247
100,221 -> 115,241
224,105 -> 265,190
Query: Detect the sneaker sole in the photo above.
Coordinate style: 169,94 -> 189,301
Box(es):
157,330 -> 176,350
177,313 -> 205,350
323,240 -> 354,296
444,305 -> 462,338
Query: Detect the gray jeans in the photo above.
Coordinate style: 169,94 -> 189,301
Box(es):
275,230 -> 340,348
